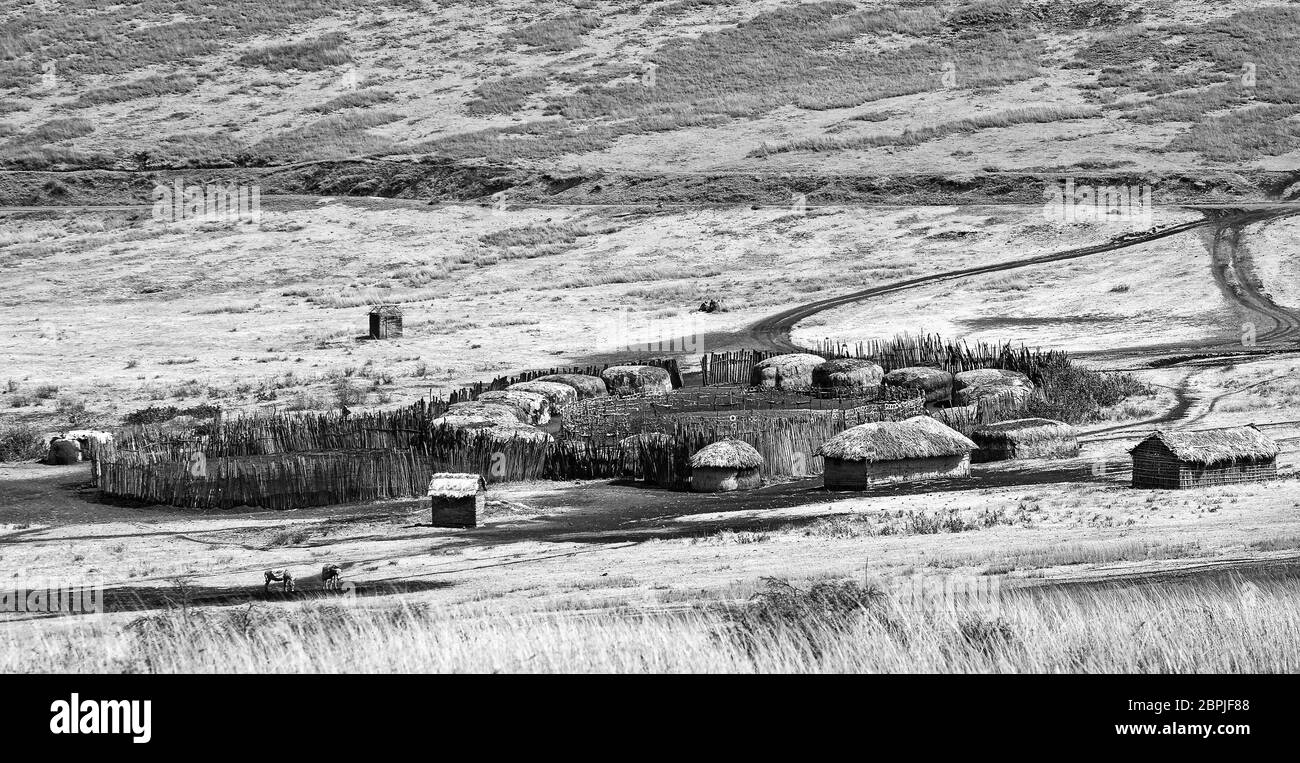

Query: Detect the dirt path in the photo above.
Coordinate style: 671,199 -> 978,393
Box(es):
722,206 -> 1300,363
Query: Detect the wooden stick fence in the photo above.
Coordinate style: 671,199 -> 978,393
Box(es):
700,334 -> 1071,386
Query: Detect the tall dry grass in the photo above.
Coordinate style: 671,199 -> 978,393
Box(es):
3,577 -> 1298,673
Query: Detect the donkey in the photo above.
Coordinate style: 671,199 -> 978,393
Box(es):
321,564 -> 342,591
264,568 -> 296,593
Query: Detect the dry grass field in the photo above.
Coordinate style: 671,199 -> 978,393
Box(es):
0,200 -> 1180,423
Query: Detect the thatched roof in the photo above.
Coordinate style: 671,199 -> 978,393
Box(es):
955,382 -> 1035,407
602,365 -> 673,395
368,304 -> 403,316
533,374 -> 608,399
882,366 -> 954,392
812,358 -> 884,388
816,416 -> 976,462
507,380 -> 579,409
751,353 -> 826,389
754,353 -> 826,373
429,412 -> 501,431
602,365 -> 671,381
973,418 -> 1075,444
690,439 -> 764,469
426,472 -> 484,498
476,390 -> 551,421
953,368 -> 1030,388
1133,427 -> 1279,465
479,422 -> 555,444
444,401 -> 525,424
952,368 -> 1034,406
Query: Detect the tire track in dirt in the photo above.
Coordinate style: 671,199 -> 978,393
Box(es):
732,207 -> 1300,363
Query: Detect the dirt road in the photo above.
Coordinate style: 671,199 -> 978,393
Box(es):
728,206 -> 1300,363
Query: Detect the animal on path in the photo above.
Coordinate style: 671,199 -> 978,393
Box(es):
264,568 -> 296,593
321,564 -> 342,591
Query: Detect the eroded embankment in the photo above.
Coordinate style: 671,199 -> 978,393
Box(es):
2,160 -> 1299,208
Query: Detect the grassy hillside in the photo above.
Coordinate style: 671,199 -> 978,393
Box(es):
2,0 -> 1299,176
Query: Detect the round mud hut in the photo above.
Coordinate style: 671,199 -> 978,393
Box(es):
815,415 -> 976,489
970,418 -> 1078,462
533,373 -> 608,400
480,422 -> 555,445
750,353 -> 827,390
475,390 -> 552,425
47,438 -> 81,465
439,401 -> 525,425
689,439 -> 764,493
812,358 -> 885,391
601,365 -> 673,396
952,369 -> 1035,407
507,380 -> 579,411
882,367 -> 954,406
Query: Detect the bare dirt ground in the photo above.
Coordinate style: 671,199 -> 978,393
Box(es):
3,421 -> 1298,624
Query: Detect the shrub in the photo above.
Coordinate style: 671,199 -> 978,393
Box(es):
0,421 -> 44,462
122,404 -> 220,426
308,89 -> 394,114
237,34 -> 352,71
716,577 -> 885,659
55,396 -> 88,425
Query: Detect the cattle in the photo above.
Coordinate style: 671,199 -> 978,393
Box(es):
321,564 -> 342,591
263,569 -> 296,593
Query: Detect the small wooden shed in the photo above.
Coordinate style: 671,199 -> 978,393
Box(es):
368,305 -> 403,339
1130,427 -> 1279,489
427,473 -> 486,528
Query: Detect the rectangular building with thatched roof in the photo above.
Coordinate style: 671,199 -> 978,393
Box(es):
369,304 -> 403,339
971,418 -> 1078,462
816,415 -> 976,489
1130,427 -> 1279,489
427,472 -> 486,527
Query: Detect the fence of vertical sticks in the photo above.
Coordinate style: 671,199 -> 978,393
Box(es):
93,391 -> 927,507
700,335 -> 1069,386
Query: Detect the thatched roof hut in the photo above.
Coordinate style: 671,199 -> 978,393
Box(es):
533,373 -> 609,400
971,418 -> 1078,462
475,389 -> 552,425
812,358 -> 885,390
479,422 -> 555,444
507,380 -> 579,410
751,353 -> 826,390
1130,427 -> 1279,489
689,439 -> 764,492
427,473 -> 486,498
882,367 -> 954,404
47,438 -> 81,465
601,365 -> 673,396
427,473 -> 485,528
952,368 -> 1035,407
441,401 -> 524,424
816,415 -> 976,489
